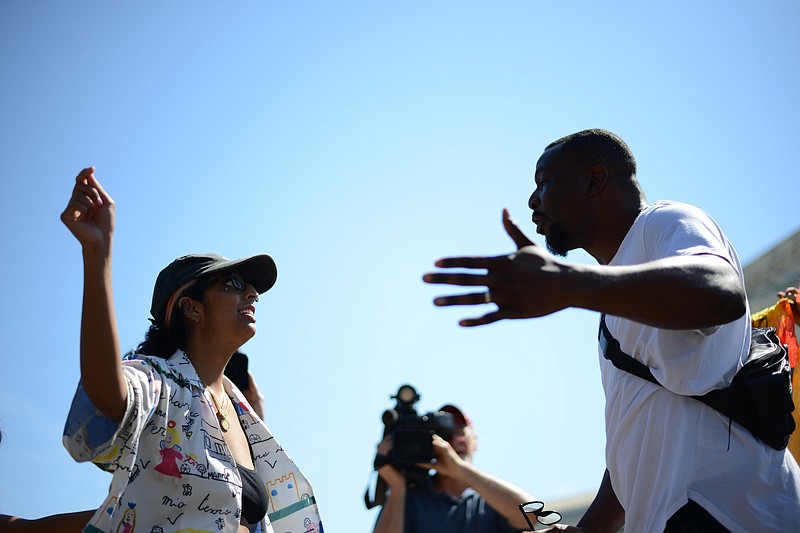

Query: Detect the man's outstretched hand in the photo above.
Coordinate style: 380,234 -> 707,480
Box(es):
423,209 -> 573,327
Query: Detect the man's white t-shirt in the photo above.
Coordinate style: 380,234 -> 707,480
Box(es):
602,200 -> 800,532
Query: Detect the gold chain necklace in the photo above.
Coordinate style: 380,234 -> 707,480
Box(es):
208,387 -> 231,432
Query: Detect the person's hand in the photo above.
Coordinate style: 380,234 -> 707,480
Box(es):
60,167 -> 115,252
777,286 -> 799,327
777,286 -> 797,303
423,209 -> 570,326
375,436 -> 406,490
537,526 -> 591,533
242,371 -> 265,420
416,435 -> 465,480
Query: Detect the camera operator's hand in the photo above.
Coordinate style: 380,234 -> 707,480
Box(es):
373,436 -> 408,533
418,435 -> 466,480
376,436 -> 406,491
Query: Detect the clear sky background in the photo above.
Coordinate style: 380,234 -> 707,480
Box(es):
1,1 -> 798,531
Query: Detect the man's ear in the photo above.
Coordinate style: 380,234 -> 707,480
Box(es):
587,163 -> 609,197
179,296 -> 201,323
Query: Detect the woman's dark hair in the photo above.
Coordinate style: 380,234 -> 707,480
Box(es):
136,274 -> 218,358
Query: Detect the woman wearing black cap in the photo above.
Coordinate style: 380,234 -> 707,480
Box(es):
60,167 -> 322,533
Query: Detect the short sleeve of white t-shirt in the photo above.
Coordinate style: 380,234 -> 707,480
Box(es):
605,200 -> 750,395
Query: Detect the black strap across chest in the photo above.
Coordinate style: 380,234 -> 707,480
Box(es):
598,313 -> 661,385
597,313 -> 795,451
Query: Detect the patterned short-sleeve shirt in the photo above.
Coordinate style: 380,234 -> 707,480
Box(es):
63,350 -> 323,533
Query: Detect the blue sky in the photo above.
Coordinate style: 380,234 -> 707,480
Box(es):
1,1 -> 798,530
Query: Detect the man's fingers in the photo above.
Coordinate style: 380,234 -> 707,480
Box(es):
423,272 -> 491,287
459,311 -> 504,327
502,208 -> 535,250
433,291 -> 493,307
430,254 -> 507,270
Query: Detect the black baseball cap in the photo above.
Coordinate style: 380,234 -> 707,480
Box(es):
150,253 -> 277,325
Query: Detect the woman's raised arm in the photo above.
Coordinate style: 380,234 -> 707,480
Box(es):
61,167 -> 127,421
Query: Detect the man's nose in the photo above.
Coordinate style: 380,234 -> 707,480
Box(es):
528,190 -> 539,210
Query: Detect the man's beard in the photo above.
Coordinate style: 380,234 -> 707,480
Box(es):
544,223 -> 574,257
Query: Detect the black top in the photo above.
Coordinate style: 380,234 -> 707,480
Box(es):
238,463 -> 269,525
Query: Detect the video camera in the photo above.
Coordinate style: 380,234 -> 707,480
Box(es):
380,384 -> 456,481
365,384 -> 458,508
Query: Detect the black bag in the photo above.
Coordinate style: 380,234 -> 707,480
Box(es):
599,314 -> 795,450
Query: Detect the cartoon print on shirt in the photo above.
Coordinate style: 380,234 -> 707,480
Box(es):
303,516 -> 317,532
174,415 -> 238,480
64,351 -> 322,532
202,425 -> 231,463
181,409 -> 199,439
94,443 -> 122,464
180,452 -> 208,476
154,421 -> 183,479
96,496 -> 118,520
300,492 -> 322,532
115,503 -> 136,533
267,472 -> 300,512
